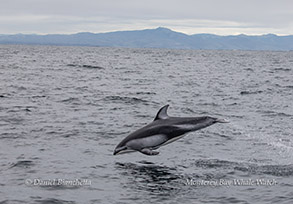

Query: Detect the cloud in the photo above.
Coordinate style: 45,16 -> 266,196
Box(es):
0,0 -> 293,35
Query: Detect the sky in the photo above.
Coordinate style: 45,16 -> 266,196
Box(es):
1,0 -> 293,35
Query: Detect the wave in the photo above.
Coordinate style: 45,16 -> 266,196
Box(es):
192,159 -> 293,177
284,85 -> 293,89
135,91 -> 156,95
115,162 -> 182,194
197,102 -> 220,107
258,110 -> 292,118
58,97 -> 81,105
67,64 -> 104,69
103,95 -> 150,105
240,90 -> 263,95
273,68 -> 291,72
34,198 -> 76,204
10,160 -> 35,169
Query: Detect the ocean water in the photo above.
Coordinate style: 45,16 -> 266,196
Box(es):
0,45 -> 293,204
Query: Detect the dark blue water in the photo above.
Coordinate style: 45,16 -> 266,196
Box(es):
0,45 -> 293,204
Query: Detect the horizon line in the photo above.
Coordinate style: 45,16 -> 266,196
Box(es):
0,27 -> 292,37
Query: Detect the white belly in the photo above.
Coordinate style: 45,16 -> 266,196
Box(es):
126,134 -> 167,150
158,134 -> 186,147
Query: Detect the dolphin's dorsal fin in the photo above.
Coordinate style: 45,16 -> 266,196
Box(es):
154,105 -> 169,120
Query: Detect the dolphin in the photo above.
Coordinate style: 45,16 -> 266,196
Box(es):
113,105 -> 229,156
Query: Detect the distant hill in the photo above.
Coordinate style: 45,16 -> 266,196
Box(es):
0,27 -> 293,50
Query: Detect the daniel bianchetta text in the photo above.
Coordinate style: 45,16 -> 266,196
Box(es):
25,178 -> 91,186
185,178 -> 277,187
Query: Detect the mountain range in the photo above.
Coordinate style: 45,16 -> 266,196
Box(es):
0,27 -> 293,50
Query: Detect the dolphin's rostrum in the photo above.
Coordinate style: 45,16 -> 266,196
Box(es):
113,105 -> 229,156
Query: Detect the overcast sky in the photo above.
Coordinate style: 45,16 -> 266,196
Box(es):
1,0 -> 293,35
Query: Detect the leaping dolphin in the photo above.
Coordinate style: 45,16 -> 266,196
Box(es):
113,105 -> 229,156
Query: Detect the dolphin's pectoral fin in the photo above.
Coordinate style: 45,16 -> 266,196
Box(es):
139,148 -> 159,156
